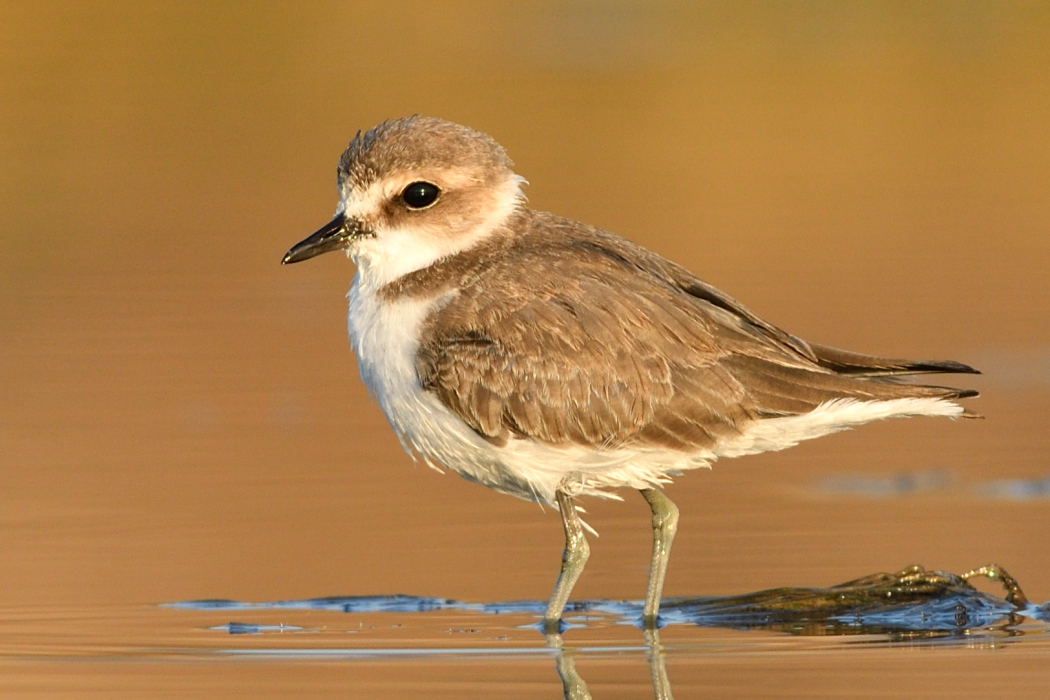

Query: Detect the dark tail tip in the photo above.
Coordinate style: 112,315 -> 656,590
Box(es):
913,360 -> 981,375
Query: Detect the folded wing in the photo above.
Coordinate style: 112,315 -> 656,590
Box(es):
415,214 -> 979,452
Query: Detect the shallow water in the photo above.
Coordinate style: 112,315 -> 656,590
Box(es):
4,581 -> 1050,699
3,2 -> 1050,697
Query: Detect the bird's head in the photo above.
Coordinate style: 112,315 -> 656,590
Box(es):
282,116 -> 526,285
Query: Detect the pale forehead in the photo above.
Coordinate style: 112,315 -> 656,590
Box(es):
337,116 -> 513,193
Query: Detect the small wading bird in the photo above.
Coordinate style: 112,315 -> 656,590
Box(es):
283,116 -> 978,630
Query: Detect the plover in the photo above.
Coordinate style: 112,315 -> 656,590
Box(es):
282,116 -> 978,629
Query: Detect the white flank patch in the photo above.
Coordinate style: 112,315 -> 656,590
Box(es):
484,396 -> 965,504
712,397 -> 964,459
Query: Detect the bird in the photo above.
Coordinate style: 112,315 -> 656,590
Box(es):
282,115 -> 979,631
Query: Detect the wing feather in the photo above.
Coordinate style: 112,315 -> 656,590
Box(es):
413,212 -> 977,451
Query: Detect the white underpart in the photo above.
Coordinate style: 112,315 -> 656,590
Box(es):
350,294 -> 965,506
350,289 -> 964,505
344,171 -> 965,505
712,397 -> 962,459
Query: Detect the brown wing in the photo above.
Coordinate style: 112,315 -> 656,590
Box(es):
417,272 -> 755,450
413,212 -> 978,450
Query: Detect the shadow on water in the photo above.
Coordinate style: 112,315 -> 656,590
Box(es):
168,564 -> 1046,699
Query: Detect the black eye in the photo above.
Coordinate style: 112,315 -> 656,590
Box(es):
401,181 -> 440,209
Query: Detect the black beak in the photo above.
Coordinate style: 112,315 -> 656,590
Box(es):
282,214 -> 362,264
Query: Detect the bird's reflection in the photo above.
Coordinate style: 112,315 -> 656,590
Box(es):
547,632 -> 592,700
547,628 -> 673,700
643,628 -> 674,700
173,561 -> 1032,700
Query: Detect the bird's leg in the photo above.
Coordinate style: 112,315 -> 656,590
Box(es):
640,488 -> 680,626
544,490 -> 591,632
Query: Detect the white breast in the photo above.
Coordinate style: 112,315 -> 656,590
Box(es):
346,269 -> 543,499
346,271 -> 434,429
